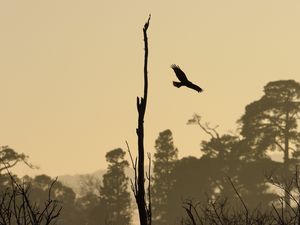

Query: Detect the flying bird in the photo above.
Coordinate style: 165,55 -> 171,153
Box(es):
171,64 -> 203,93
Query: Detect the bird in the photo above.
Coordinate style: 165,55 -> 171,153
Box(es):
171,64 -> 203,93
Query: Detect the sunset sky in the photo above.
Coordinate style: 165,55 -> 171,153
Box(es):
0,0 -> 299,176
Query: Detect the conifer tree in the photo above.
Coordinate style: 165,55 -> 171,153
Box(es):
240,80 -> 300,207
152,129 -> 178,225
100,148 -> 132,225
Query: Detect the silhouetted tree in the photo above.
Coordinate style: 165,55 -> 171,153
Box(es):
75,174 -> 102,225
0,146 -> 34,175
24,174 -> 84,225
188,114 -> 278,209
128,14 -> 152,225
239,80 -> 300,206
78,174 -> 101,197
152,129 -> 178,225
99,148 -> 132,225
0,171 -> 61,225
76,194 -> 103,225
166,156 -> 216,224
182,167 -> 300,225
0,146 -> 37,210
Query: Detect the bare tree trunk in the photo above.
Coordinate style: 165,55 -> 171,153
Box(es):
135,15 -> 151,225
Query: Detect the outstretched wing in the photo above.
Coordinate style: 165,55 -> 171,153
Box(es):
171,64 -> 189,82
187,82 -> 203,93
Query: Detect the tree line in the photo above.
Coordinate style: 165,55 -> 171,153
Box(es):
0,146 -> 131,225
0,79 -> 299,225
151,79 -> 300,225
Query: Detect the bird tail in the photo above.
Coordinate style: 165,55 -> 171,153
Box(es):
173,81 -> 182,88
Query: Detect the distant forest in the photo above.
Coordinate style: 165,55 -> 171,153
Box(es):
0,79 -> 300,225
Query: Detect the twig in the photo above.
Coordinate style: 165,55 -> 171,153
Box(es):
126,141 -> 138,196
146,152 -> 152,225
227,176 -> 249,224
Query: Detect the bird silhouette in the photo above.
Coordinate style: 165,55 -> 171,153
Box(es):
171,64 -> 203,93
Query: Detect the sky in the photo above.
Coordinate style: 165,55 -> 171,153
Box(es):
0,0 -> 299,177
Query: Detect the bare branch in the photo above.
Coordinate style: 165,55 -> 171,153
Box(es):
146,152 -> 152,225
226,176 -> 249,223
188,114 -> 220,139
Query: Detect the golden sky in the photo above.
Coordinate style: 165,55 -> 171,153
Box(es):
0,0 -> 299,176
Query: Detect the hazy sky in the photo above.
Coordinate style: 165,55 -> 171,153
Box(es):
0,0 -> 299,176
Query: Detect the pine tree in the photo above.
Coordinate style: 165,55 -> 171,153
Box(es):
100,148 -> 132,225
152,129 -> 178,225
239,80 -> 300,207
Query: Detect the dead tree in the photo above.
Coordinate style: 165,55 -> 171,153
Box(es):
0,166 -> 61,225
127,15 -> 152,225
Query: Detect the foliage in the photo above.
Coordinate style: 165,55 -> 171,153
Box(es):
0,146 -> 34,176
166,156 -> 216,224
0,172 -> 61,225
27,175 -> 83,225
99,148 -> 132,225
187,114 -> 279,209
239,80 -> 300,157
152,129 -> 178,225
182,167 -> 300,225
239,80 -> 300,205
1,79 -> 299,225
